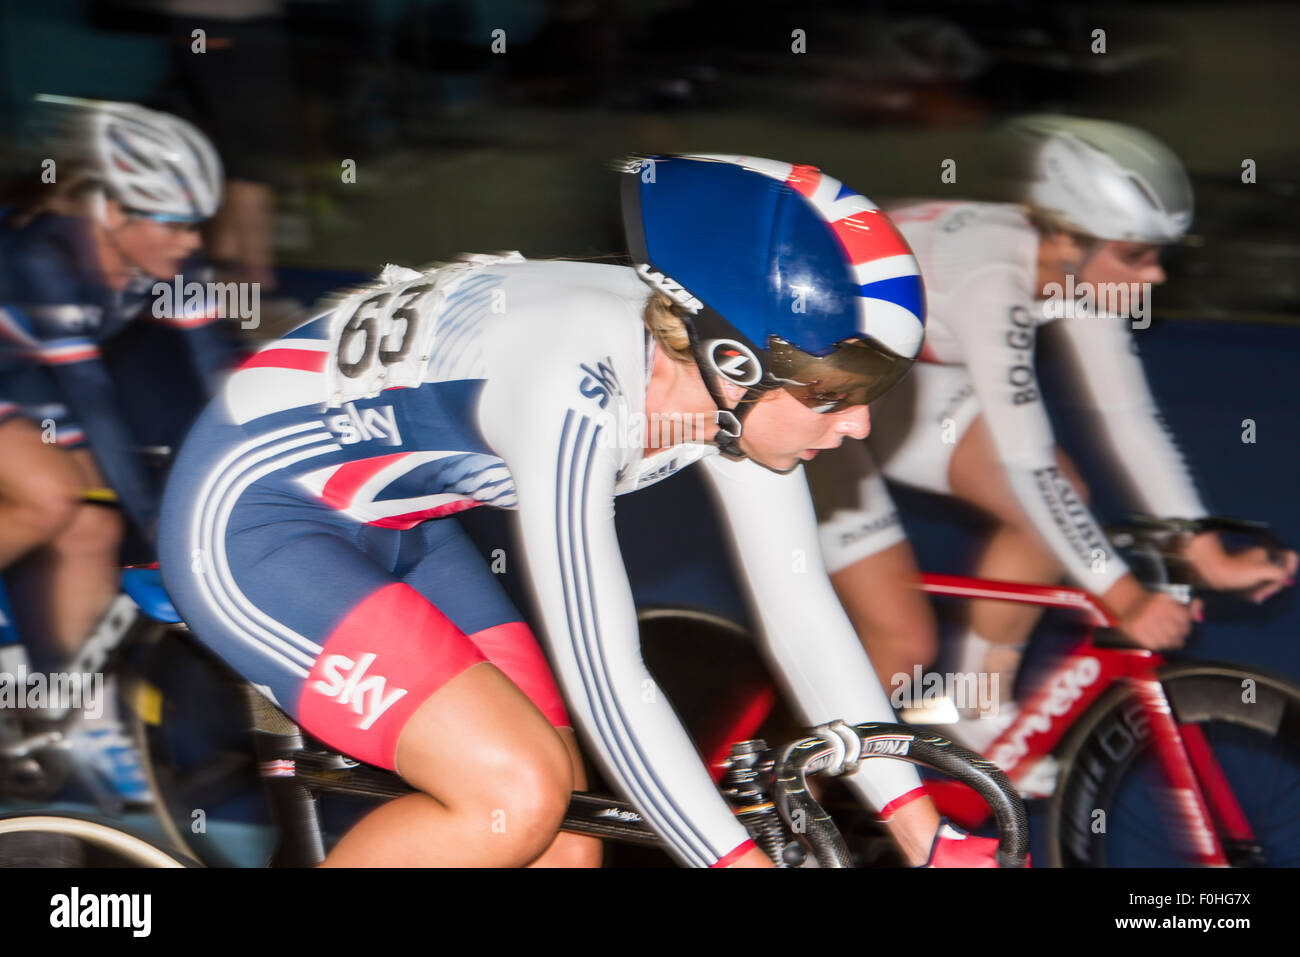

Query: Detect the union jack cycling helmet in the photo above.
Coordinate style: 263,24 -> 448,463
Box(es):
37,94 -> 223,222
621,153 -> 925,456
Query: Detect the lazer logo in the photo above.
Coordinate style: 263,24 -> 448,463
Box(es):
634,264 -> 703,313
705,339 -> 761,386
861,734 -> 912,757
325,402 -> 402,445
578,357 -> 622,409
312,653 -> 408,730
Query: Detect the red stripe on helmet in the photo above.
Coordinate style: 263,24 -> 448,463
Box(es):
831,209 -> 914,265
784,164 -> 822,197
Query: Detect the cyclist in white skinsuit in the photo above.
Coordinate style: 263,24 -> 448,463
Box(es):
806,117 -> 1297,748
160,154 -> 1003,866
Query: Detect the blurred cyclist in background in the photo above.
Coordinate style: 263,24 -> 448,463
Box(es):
0,96 -> 234,800
806,116 -> 1298,751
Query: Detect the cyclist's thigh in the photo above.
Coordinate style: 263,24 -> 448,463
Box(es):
804,439 -> 907,574
0,416 -> 82,508
946,414 -> 1026,523
869,362 -> 979,496
160,478 -> 490,770
399,517 -> 569,728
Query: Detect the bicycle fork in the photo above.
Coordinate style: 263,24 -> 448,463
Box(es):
1133,678 -> 1258,867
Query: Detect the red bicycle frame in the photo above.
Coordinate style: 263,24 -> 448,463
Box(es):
703,572 -> 1255,865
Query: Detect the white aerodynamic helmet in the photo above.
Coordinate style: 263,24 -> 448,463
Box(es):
37,94 -> 223,221
1005,115 -> 1193,244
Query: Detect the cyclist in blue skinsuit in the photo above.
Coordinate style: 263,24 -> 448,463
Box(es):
0,97 -> 234,801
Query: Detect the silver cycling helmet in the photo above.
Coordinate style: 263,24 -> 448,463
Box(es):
37,94 -> 223,221
1004,115 -> 1193,244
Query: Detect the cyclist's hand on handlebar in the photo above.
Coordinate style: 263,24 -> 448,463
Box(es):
1182,531 -> 1298,603
1105,577 -> 1199,650
1120,592 -> 1201,650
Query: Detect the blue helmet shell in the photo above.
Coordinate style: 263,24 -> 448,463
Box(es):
622,154 -> 925,360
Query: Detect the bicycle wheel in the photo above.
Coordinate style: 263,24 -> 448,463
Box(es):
0,811 -> 196,867
123,627 -> 276,867
1049,662 -> 1300,866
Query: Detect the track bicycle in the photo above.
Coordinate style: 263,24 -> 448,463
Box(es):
115,572 -> 1027,867
683,516 -> 1300,867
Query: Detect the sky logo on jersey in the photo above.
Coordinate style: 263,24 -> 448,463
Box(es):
324,402 -> 402,446
311,652 -> 408,730
578,357 -> 622,409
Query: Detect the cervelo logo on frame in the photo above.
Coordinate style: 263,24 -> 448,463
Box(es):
988,655 -> 1101,769
705,339 -> 761,386
312,653 -> 408,730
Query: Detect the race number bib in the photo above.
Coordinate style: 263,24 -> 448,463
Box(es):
324,254 -> 524,406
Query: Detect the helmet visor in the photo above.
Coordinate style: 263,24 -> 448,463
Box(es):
766,336 -> 914,413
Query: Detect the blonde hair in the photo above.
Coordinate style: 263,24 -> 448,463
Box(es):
642,291 -> 694,363
1024,205 -> 1100,252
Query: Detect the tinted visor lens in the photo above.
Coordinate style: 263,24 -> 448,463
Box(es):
767,336 -> 913,413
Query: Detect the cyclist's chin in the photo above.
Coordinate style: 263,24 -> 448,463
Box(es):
741,445 -> 801,472
138,260 -> 180,281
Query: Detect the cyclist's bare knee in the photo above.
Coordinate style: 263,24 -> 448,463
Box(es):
0,462 -> 82,549
52,500 -> 124,558
394,663 -> 572,859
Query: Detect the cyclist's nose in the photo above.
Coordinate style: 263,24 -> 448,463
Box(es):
1141,262 -> 1166,286
834,405 -> 870,440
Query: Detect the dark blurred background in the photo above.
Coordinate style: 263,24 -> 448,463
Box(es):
1,0 -> 1296,320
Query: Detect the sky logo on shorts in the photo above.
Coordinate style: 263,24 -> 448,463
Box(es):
312,653 -> 408,730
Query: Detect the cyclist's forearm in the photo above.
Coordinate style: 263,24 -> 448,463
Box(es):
699,454 -> 926,811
